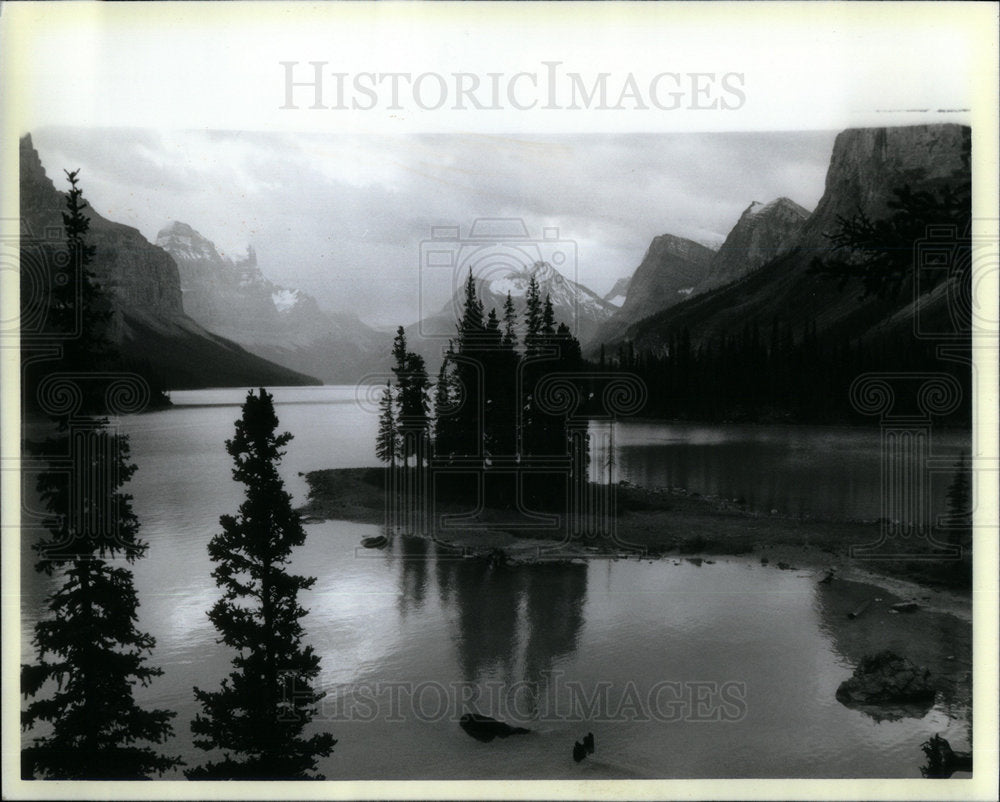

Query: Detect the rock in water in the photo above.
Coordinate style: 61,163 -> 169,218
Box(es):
836,650 -> 936,708
459,713 -> 530,743
572,741 -> 587,763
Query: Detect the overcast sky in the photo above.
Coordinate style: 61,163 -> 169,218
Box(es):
30,128 -> 838,328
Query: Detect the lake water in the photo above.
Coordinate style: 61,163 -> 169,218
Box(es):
20,385 -> 972,779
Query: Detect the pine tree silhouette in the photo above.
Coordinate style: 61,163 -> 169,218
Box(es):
376,380 -> 399,468
21,172 -> 180,780
188,388 -> 336,779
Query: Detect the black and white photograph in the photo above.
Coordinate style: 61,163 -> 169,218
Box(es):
2,3 -> 997,799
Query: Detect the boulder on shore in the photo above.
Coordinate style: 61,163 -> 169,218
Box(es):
836,650 -> 936,708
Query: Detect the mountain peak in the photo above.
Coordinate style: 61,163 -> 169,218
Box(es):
526,260 -> 558,282
743,197 -> 809,220
609,233 -> 714,324
696,195 -> 811,293
155,221 -> 226,265
429,259 -> 615,353
158,220 -> 196,237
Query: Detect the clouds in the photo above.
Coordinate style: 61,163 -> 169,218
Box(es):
30,127 -> 837,326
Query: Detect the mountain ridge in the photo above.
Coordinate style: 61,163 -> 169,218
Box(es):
19,134 -> 320,393
155,220 -> 389,383
591,233 -> 716,347
591,123 -> 971,356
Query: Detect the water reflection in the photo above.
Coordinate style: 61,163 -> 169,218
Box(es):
438,556 -> 523,685
395,535 -> 430,616
592,421 -> 970,522
430,550 -> 588,700
522,564 -> 587,687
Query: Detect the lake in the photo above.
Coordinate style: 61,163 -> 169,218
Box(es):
20,385 -> 972,779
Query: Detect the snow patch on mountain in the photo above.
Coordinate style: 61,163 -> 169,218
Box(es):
272,288 -> 304,314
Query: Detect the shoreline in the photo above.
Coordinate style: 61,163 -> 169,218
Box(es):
299,467 -> 972,622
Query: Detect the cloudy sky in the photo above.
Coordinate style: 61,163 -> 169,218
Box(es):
30,127 -> 839,328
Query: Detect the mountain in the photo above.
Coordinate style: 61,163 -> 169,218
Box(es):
592,123 -> 971,356
696,197 -> 809,293
19,134 -> 319,393
590,234 -> 715,346
618,234 -> 716,321
156,222 -> 387,384
409,260 -> 617,372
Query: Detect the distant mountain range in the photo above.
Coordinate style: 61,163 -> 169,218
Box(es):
19,135 -> 319,393
156,222 -> 388,384
409,259 -> 618,372
589,123 -> 971,356
21,124 -> 969,401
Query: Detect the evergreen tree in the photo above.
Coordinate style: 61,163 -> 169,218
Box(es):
541,294 -> 556,337
459,269 -> 484,338
21,427 -> 182,779
444,273 -> 487,458
391,326 -> 410,398
433,351 -> 460,459
390,326 -> 431,465
57,170 -> 114,383
188,388 -> 336,779
810,165 -> 971,300
398,352 -> 431,464
481,309 -> 504,457
524,275 -> 543,357
375,381 -> 399,467
502,291 -> 518,349
21,173 -> 180,780
26,169 -> 170,411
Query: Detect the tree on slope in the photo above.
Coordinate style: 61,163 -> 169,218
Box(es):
188,388 -> 336,779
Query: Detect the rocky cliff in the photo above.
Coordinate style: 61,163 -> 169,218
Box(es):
19,135 -> 319,391
592,123 -> 972,356
619,234 -> 716,321
799,124 -> 971,249
589,233 -> 715,347
697,197 -> 809,293
20,135 -> 183,319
